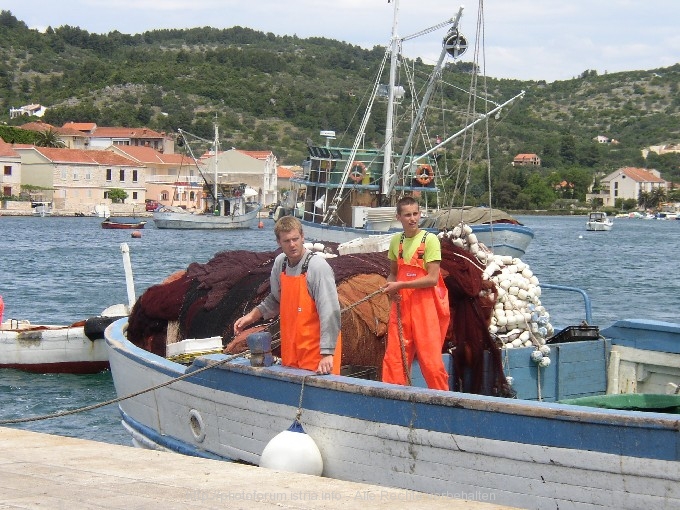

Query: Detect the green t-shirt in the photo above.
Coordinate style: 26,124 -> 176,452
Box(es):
388,231 -> 441,264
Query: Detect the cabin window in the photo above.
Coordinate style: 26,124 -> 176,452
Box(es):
106,169 -> 112,181
3,165 -> 10,176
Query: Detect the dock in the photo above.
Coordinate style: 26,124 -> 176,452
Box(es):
0,427 -> 512,509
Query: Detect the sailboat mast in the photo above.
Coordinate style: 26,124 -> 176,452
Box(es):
381,0 -> 400,196
213,123 -> 219,212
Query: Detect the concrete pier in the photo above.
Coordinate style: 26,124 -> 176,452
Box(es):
0,428 -> 513,509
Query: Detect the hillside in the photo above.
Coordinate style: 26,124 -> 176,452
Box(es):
1,10 -> 679,209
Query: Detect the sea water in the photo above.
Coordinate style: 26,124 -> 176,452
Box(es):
0,214 -> 678,445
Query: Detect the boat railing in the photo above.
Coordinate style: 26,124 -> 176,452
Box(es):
541,283 -> 593,325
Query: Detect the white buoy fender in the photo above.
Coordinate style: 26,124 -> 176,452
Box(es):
259,420 -> 323,476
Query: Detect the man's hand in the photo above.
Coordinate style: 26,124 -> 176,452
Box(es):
316,355 -> 334,374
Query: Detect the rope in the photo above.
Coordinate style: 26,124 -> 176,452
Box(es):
395,301 -> 412,386
0,290 -> 388,426
0,350 -> 249,425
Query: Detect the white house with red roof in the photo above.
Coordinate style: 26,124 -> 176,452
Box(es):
62,123 -> 174,153
512,153 -> 541,167
19,120 -> 89,150
0,139 -> 22,198
13,146 -> 145,214
588,167 -> 668,207
200,148 -> 278,206
110,145 -> 203,210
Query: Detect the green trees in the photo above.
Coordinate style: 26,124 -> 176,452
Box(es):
107,188 -> 128,203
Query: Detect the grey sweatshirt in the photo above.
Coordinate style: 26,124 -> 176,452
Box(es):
256,250 -> 341,355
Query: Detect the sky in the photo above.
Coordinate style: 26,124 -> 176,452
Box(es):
3,0 -> 679,82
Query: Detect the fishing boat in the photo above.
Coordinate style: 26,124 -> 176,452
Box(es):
101,218 -> 147,229
0,306 -> 125,373
153,125 -> 262,230
105,222 -> 679,509
279,2 -> 532,258
586,211 -> 614,231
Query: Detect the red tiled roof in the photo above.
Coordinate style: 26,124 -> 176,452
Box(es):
91,126 -> 165,139
277,166 -> 294,178
62,122 -> 97,133
20,121 -> 86,137
619,167 -> 666,183
238,150 -> 274,160
113,146 -> 193,165
513,153 -> 539,160
0,138 -> 20,157
31,147 -> 138,166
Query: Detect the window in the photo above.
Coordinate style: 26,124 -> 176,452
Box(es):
72,169 -> 79,180
3,186 -> 11,196
119,169 -> 125,182
161,192 -> 169,200
3,166 -> 10,176
132,170 -> 138,182
106,169 -> 112,181
132,192 -> 138,200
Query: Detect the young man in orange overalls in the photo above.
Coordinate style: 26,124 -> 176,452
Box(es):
234,216 -> 342,375
381,197 -> 450,390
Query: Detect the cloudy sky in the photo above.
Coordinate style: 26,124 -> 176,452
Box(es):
4,0 -> 679,82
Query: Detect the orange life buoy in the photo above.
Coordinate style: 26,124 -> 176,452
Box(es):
415,164 -> 434,185
349,161 -> 366,183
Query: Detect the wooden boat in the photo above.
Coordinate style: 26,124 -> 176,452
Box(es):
152,124 -> 262,230
104,232 -> 680,509
101,218 -> 147,229
586,211 -> 614,231
0,305 -> 126,373
278,2 -> 532,258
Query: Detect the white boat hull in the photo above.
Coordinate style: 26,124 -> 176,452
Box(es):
586,221 -> 613,231
0,322 -> 109,373
153,207 -> 261,230
302,219 -> 534,258
106,318 -> 680,509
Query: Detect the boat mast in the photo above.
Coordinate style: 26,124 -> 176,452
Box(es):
213,123 -> 219,213
381,0 -> 400,196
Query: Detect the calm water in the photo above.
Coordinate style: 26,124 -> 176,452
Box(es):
0,214 -> 678,445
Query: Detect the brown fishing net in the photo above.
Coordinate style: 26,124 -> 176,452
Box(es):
440,239 -> 514,397
126,239 -> 511,397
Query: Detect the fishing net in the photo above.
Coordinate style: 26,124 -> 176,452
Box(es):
440,238 -> 514,397
126,240 -> 511,397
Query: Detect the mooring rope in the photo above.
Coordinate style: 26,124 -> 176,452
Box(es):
0,289 -> 389,426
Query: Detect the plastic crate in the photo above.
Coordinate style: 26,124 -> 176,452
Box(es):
546,325 -> 600,344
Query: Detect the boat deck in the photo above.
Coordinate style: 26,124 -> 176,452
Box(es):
0,427 -> 511,509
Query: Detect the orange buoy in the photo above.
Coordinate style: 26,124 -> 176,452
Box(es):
131,231 -> 142,238
258,221 -> 264,229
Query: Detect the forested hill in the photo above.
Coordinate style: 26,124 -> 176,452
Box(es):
1,10 -> 679,208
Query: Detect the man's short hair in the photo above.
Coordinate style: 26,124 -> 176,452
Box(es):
274,215 -> 303,240
396,196 -> 418,214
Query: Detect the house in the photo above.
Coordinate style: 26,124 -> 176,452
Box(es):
643,143 -> 680,158
109,145 -> 203,210
9,104 -> 46,119
0,139 -> 22,198
512,153 -> 541,167
277,165 -> 299,194
13,146 -> 145,214
594,135 -> 610,144
587,167 -> 667,207
62,123 -> 174,153
19,121 -> 90,149
200,149 -> 279,206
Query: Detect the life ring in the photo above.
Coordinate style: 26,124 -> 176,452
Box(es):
349,161 -> 366,183
415,164 -> 434,185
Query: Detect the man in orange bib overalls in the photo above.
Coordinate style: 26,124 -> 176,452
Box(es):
234,216 -> 342,375
381,197 -> 450,390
